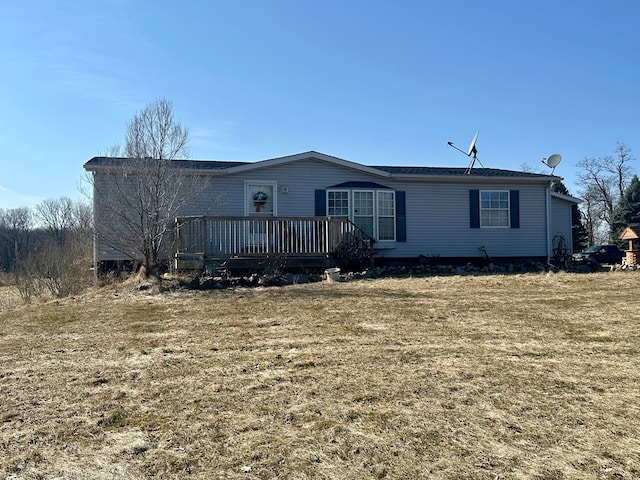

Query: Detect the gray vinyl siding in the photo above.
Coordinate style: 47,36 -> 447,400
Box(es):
396,183 -> 548,258
92,171 -> 132,261
186,159 -> 393,217
190,159 -> 551,259
550,196 -> 574,255
91,170 -> 188,262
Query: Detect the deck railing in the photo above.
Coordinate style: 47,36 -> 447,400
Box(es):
175,216 -> 373,266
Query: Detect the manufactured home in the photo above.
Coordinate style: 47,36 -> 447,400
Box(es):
84,151 -> 579,271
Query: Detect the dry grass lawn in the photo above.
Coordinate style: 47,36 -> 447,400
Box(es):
1,272 -> 639,479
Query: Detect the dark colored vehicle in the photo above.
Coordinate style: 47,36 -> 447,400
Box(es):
572,244 -> 624,267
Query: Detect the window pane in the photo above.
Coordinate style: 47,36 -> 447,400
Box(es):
353,191 -> 374,237
480,190 -> 509,227
378,217 -> 395,241
354,216 -> 374,237
498,192 -> 508,208
328,191 -> 349,216
377,191 -> 395,216
353,191 -> 374,216
481,209 -> 509,226
376,191 -> 395,241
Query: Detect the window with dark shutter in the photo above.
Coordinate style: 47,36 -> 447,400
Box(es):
314,190 -> 326,216
396,191 -> 406,242
471,189 -> 519,228
470,190 -> 480,228
509,190 -> 520,229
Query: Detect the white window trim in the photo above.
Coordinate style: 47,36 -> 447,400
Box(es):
353,189 -> 376,239
327,189 -> 350,218
377,190 -> 397,242
480,190 -> 510,228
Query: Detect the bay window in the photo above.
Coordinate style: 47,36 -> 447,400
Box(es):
327,189 -> 396,241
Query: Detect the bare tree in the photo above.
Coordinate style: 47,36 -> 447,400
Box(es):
576,143 -> 635,242
11,198 -> 93,299
611,142 -> 634,199
125,98 -> 189,160
0,207 -> 33,272
579,186 -> 608,245
35,197 -> 75,245
88,99 -> 209,276
576,157 -> 617,224
519,162 -> 544,174
73,200 -> 94,232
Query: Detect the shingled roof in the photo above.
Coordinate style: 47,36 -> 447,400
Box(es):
84,152 -> 555,179
84,157 -> 250,170
373,166 -> 552,178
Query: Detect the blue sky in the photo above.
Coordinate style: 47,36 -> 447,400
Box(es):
1,0 -> 639,208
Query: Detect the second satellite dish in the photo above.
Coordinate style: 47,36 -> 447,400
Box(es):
541,154 -> 562,174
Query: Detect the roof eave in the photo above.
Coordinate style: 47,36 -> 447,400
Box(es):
551,191 -> 582,204
83,158 -> 233,175
389,173 -> 558,183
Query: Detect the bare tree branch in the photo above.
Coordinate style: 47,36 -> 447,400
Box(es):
608,142 -> 634,199
0,207 -> 33,271
88,99 -> 213,276
125,99 -> 189,160
576,143 -> 636,244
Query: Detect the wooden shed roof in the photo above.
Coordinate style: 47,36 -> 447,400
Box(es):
619,225 -> 640,240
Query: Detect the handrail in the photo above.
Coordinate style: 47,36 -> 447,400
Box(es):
174,216 -> 374,262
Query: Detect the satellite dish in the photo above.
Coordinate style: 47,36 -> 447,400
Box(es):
541,153 -> 562,174
447,130 -> 484,174
467,131 -> 479,156
546,154 -> 562,168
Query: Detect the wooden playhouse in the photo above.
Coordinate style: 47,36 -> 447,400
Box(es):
619,225 -> 640,266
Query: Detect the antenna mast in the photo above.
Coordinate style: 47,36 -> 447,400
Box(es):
447,131 -> 484,174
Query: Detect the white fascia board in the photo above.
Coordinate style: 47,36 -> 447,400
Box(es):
83,162 -> 228,176
551,191 -> 582,204
389,173 -> 557,184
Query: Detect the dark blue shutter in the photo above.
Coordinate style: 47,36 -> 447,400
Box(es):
315,190 -> 326,216
396,191 -> 406,242
510,190 -> 520,228
470,190 -> 480,228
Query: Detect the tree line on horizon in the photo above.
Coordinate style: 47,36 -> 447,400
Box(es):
0,197 -> 93,299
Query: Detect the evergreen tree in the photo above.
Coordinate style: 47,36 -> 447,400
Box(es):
551,180 -> 588,252
609,175 -> 640,246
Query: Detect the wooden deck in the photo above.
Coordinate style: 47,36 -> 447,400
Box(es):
174,216 -> 373,271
